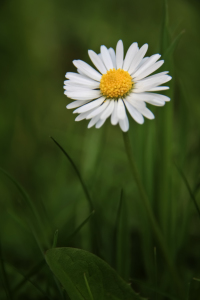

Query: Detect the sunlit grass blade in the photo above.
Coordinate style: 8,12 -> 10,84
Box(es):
0,242 -> 12,300
50,136 -> 94,211
65,210 -> 95,244
83,273 -> 94,300
174,162 -> 200,221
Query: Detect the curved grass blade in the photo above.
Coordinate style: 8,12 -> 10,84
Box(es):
174,162 -> 200,222
50,136 -> 94,211
65,210 -> 95,244
163,30 -> 185,59
3,259 -> 54,300
0,167 -> 50,249
12,259 -> 45,293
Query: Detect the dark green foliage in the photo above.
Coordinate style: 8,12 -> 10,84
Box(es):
0,0 -> 200,299
45,247 -> 145,300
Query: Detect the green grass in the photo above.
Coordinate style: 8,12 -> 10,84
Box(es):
0,0 -> 200,299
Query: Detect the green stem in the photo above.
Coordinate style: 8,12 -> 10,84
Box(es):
122,131 -> 184,299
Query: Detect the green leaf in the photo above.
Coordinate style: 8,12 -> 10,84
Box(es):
45,247 -> 145,300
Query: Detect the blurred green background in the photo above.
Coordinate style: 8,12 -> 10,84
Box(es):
0,0 -> 200,299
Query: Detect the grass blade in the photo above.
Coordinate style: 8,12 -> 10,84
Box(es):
50,136 -> 94,211
0,167 -> 50,249
65,210 -> 95,243
12,259 -> 45,293
174,162 -> 200,222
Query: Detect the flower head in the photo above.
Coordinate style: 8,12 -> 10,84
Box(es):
64,40 -> 171,132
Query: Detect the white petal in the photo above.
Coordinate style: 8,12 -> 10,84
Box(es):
65,90 -> 101,101
127,92 -> 170,103
134,60 -> 164,81
124,100 -> 144,124
100,46 -> 114,70
148,86 -> 169,91
116,40 -> 124,69
145,99 -> 165,106
108,48 -> 116,69
100,100 -> 114,120
123,42 -> 138,71
87,114 -> 101,128
64,85 -> 96,92
126,95 -> 146,109
135,75 -> 171,87
117,99 -> 126,119
128,44 -> 148,75
119,114 -> 129,132
66,100 -> 90,109
95,118 -> 106,129
137,107 -> 155,119
75,108 -> 96,121
134,75 -> 171,93
88,50 -> 107,74
64,81 -> 99,90
65,73 -> 100,88
77,68 -> 86,76
86,100 -> 110,119
73,97 -> 105,114
132,54 -> 161,78
73,60 -> 101,81
111,101 -> 119,125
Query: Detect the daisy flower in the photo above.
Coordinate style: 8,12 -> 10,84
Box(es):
64,40 -> 171,132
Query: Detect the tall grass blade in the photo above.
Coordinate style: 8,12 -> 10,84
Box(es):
113,189 -> 129,280
50,136 -> 94,211
3,259 -> 53,300
0,167 -> 50,249
174,162 -> 200,221
52,229 -> 59,248
154,247 -> 158,300
12,260 -> 45,293
65,210 -> 95,243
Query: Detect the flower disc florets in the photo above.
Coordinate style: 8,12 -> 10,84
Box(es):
100,68 -> 133,99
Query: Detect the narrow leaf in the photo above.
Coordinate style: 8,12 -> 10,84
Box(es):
174,162 -> 200,222
50,137 -> 94,210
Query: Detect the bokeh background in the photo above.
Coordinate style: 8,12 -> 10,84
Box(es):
0,0 -> 200,299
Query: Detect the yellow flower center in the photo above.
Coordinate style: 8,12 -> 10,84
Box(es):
100,68 -> 133,99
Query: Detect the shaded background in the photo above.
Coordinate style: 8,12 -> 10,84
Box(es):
0,0 -> 200,299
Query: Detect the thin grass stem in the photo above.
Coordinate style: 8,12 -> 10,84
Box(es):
50,137 -> 94,211
122,131 -> 184,299
84,273 -> 94,300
